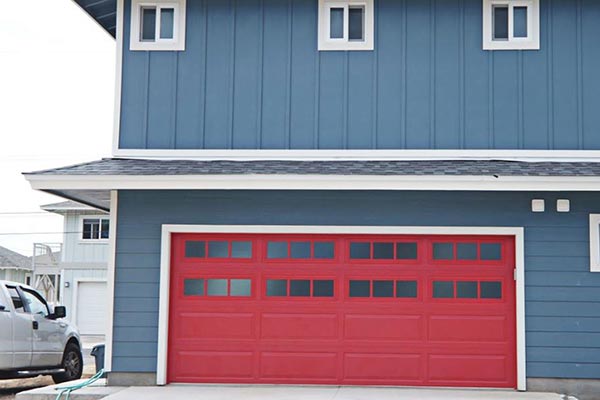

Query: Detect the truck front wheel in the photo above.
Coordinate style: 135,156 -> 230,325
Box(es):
52,343 -> 83,384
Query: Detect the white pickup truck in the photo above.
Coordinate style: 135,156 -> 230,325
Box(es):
0,280 -> 83,383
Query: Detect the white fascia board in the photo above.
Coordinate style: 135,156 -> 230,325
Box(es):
24,173 -> 600,191
112,148 -> 600,161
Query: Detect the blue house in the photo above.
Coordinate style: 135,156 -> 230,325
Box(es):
25,0 -> 600,396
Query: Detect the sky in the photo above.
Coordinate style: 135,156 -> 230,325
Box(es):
0,0 -> 115,255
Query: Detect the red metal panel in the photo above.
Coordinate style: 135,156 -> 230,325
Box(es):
168,234 -> 516,388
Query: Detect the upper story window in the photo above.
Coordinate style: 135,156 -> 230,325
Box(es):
318,0 -> 374,51
483,0 -> 539,50
130,0 -> 186,51
82,217 -> 110,241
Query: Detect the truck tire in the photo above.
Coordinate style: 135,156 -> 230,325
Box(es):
52,343 -> 83,384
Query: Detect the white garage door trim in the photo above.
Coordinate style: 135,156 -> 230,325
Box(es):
157,225 -> 526,390
72,278 -> 107,335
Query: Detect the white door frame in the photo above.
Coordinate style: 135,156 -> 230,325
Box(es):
157,225 -> 526,390
72,278 -> 108,334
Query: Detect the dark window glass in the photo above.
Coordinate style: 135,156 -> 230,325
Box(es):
141,7 -> 157,41
396,281 -> 417,298
314,242 -> 334,259
266,279 -> 287,296
267,242 -> 288,259
290,242 -> 311,259
456,281 -> 478,298
160,7 -> 174,39
349,280 -> 370,297
433,243 -> 454,260
513,6 -> 528,38
231,241 -> 252,259
348,6 -> 364,40
82,219 -> 100,240
433,281 -> 454,298
493,5 -> 509,40
396,242 -> 417,259
481,281 -> 502,299
208,241 -> 228,258
373,242 -> 394,259
184,279 -> 204,296
313,280 -> 334,297
100,219 -> 110,239
290,280 -> 311,296
21,289 -> 48,317
207,279 -> 227,296
480,243 -> 502,260
373,280 -> 393,297
457,243 -> 477,260
329,7 -> 344,39
350,242 -> 370,259
185,241 -> 205,258
6,287 -> 25,312
230,279 -> 251,296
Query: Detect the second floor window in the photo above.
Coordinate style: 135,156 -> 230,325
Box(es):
318,0 -> 374,51
130,0 -> 186,51
82,217 -> 110,240
482,0 -> 540,50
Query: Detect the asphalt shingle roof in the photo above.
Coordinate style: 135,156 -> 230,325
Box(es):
0,246 -> 31,270
24,158 -> 600,177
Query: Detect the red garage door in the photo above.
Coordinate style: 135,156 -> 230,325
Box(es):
168,233 -> 516,388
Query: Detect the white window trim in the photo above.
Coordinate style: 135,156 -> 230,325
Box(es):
156,224 -> 526,390
79,215 -> 110,242
318,0 -> 374,51
130,0 -> 186,51
482,0 -> 540,50
590,214 -> 600,272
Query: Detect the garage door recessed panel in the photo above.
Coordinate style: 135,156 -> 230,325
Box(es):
261,313 -> 338,339
344,353 -> 422,381
344,314 -> 422,340
260,352 -> 338,379
179,312 -> 255,339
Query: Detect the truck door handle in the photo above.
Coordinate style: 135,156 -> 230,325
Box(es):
32,321 -> 38,330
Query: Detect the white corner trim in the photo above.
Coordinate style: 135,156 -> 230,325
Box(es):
112,0 -> 124,157
104,191 -> 118,373
482,0 -> 540,51
156,224 -> 526,390
590,214 -> 600,272
129,0 -> 186,51
71,278 -> 108,330
24,173 -> 600,192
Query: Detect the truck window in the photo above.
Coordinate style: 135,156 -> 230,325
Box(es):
6,286 -> 25,313
21,289 -> 49,317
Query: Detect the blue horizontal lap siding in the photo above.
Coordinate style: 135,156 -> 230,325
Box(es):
113,190 -> 600,379
119,0 -> 600,150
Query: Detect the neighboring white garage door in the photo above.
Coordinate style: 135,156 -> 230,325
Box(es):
76,281 -> 107,335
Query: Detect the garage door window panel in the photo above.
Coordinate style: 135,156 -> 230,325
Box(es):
290,242 -> 311,259
396,242 -> 418,260
480,281 -> 503,299
433,243 -> 454,260
230,279 -> 252,296
433,281 -> 454,298
266,279 -> 288,296
396,280 -> 418,298
208,241 -> 229,258
314,242 -> 335,259
313,280 -> 334,297
185,241 -> 206,258
456,281 -> 478,298
290,280 -> 311,296
349,280 -> 370,297
480,243 -> 503,261
184,279 -> 205,296
207,279 -> 228,296
373,242 -> 394,259
373,280 -> 394,297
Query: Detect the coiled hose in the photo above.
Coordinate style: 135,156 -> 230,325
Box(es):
55,369 -> 105,400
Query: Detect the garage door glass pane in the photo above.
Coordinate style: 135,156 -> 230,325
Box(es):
456,281 -> 477,298
350,242 -> 370,259
313,280 -> 334,297
433,243 -> 454,260
349,280 -> 370,297
184,279 -> 204,296
267,242 -> 288,259
231,241 -> 252,258
291,242 -> 311,259
480,281 -> 502,299
396,243 -> 417,259
290,280 -> 311,296
208,241 -> 228,258
230,279 -> 251,296
457,243 -> 477,260
314,242 -> 334,259
207,279 -> 227,296
433,281 -> 454,298
185,241 -> 205,258
480,243 -> 502,260
396,281 -> 417,298
373,280 -> 393,297
266,279 -> 287,296
373,243 -> 393,259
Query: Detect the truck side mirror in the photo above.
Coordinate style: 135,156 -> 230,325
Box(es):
52,306 -> 66,319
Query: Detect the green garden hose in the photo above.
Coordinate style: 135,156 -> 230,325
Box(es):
54,369 -> 105,400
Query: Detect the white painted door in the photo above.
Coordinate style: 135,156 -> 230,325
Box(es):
76,281 -> 107,335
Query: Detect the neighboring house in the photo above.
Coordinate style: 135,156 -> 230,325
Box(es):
32,201 -> 109,336
23,0 -> 600,397
0,246 -> 31,284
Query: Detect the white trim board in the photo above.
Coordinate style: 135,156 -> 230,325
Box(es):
589,214 -> 600,272
105,191 -> 118,372
25,173 -> 600,192
112,148 -> 600,161
157,224 -> 526,390
111,0 -> 124,158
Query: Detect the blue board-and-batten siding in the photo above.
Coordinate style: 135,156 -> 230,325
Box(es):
113,190 -> 600,379
118,0 -> 600,151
